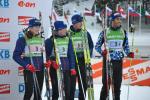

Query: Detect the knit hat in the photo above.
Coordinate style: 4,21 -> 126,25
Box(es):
28,18 -> 41,27
71,14 -> 83,24
110,12 -> 121,21
54,21 -> 67,30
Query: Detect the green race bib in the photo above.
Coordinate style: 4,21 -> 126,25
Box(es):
25,36 -> 43,57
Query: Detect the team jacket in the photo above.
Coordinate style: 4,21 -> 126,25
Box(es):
13,36 -> 44,71
69,25 -> 94,58
45,34 -> 75,70
95,27 -> 130,60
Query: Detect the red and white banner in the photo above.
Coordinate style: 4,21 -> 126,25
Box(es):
117,5 -> 127,18
84,8 -> 95,16
0,84 -> 10,94
128,6 -> 141,17
92,58 -> 150,86
0,32 -> 10,42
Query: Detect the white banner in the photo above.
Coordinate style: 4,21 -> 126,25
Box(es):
0,0 -> 52,99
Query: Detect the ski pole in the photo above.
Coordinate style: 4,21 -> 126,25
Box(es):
49,14 -> 65,99
103,4 -> 116,100
104,4 -> 110,100
70,36 -> 86,100
39,11 -> 51,100
68,29 -> 86,100
82,16 -> 95,100
127,23 -> 135,100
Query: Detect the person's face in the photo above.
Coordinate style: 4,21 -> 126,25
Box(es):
112,17 -> 121,28
29,26 -> 41,35
73,22 -> 82,30
58,28 -> 67,36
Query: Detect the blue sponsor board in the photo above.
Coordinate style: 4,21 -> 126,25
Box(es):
0,0 -> 9,8
18,83 -> 25,93
0,49 -> 10,60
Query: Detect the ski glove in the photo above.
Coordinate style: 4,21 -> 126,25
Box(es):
128,52 -> 134,58
71,69 -> 76,76
102,49 -> 107,57
44,60 -> 52,68
52,61 -> 59,70
26,64 -> 36,73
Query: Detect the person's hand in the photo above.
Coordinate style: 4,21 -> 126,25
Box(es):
71,69 -> 76,76
102,49 -> 107,57
52,61 -> 59,70
128,52 -> 134,58
21,53 -> 25,59
44,60 -> 52,68
26,64 -> 36,73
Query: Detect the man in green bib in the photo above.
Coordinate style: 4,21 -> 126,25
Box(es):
95,12 -> 134,100
69,14 -> 94,100
45,21 -> 76,100
13,18 -> 44,100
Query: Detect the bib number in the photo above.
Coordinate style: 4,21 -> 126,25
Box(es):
57,45 -> 68,57
25,44 -> 42,57
74,41 -> 83,52
108,40 -> 123,50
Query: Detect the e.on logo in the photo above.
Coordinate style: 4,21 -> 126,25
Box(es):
18,0 -> 36,8
0,17 -> 9,23
0,69 -> 10,75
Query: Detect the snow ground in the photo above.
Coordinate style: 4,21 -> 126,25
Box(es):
41,83 -> 150,100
